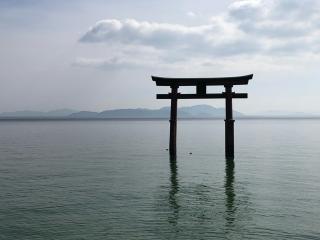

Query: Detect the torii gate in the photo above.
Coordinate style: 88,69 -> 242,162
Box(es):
152,74 -> 253,159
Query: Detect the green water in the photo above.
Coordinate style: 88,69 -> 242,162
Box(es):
0,119 -> 319,239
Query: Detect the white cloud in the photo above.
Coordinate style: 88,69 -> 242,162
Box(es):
78,0 -> 320,69
187,11 -> 196,18
80,18 -> 216,49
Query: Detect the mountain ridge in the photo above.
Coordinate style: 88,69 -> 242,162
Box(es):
0,109 -> 77,117
0,105 -> 243,119
69,105 -> 243,119
1,105 -> 319,119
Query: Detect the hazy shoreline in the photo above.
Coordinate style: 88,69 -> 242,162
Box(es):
1,117 -> 320,121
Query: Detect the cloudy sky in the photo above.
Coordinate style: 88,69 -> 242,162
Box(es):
1,0 -> 320,114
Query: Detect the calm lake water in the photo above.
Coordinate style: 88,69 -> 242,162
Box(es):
0,119 -> 320,239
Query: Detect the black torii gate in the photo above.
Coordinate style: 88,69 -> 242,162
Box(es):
152,74 -> 253,159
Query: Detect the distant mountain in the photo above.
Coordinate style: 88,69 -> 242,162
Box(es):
69,111 -> 100,118
2,106 -> 320,119
45,109 -> 78,117
179,105 -> 227,118
69,105 -> 243,119
0,109 -> 77,117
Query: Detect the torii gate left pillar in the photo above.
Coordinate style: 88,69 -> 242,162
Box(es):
169,85 -> 178,157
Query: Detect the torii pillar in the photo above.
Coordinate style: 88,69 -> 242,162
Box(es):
169,85 -> 178,157
225,85 -> 234,159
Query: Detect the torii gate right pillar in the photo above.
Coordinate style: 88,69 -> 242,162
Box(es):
225,85 -> 234,159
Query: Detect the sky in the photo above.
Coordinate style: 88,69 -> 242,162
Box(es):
0,0 -> 320,114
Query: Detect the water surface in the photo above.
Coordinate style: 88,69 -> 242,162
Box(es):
0,119 -> 319,239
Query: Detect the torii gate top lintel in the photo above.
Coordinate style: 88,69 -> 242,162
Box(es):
152,74 -> 253,87
152,74 -> 253,100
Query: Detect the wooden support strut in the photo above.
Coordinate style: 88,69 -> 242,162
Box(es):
225,85 -> 234,159
156,93 -> 248,99
169,86 -> 178,157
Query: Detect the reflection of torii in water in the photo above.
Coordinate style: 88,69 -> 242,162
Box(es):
164,156 -> 252,236
152,74 -> 253,159
225,160 -> 236,227
168,156 -> 179,226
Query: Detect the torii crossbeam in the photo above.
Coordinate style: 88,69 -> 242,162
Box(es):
152,74 -> 253,159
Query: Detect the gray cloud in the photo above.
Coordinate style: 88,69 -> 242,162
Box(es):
78,0 -> 320,68
228,0 -> 319,39
80,19 -> 215,49
272,0 -> 319,19
228,0 -> 265,22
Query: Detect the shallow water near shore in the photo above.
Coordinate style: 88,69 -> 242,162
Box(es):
0,119 -> 320,239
